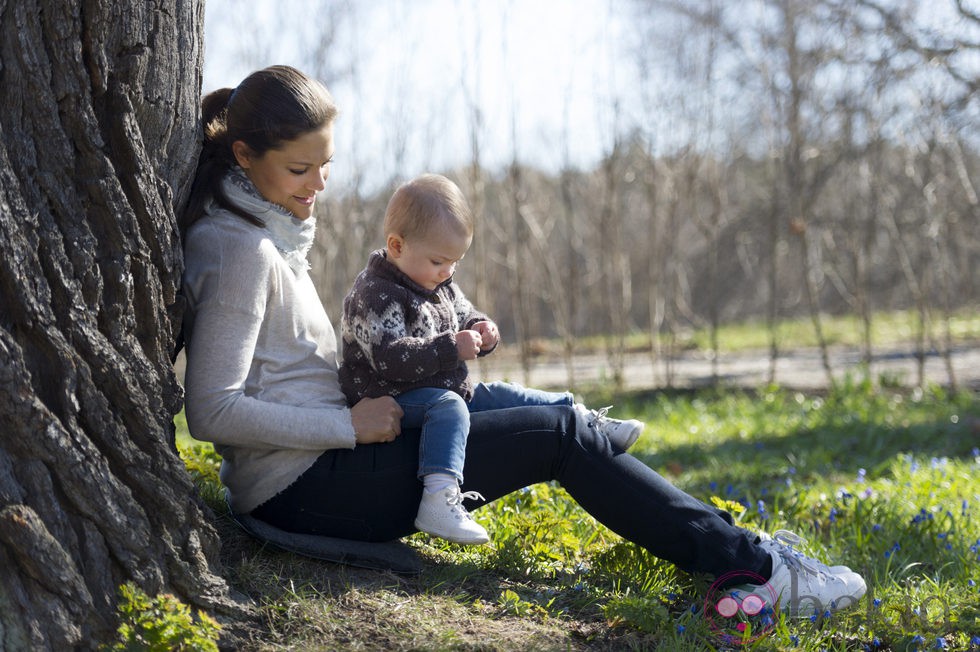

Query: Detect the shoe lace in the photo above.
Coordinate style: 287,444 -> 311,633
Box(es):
773,545 -> 824,577
587,405 -> 613,429
769,530 -> 835,579
446,489 -> 485,507
772,529 -> 805,548
761,529 -> 851,581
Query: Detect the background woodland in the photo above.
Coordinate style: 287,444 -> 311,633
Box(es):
221,0 -> 980,387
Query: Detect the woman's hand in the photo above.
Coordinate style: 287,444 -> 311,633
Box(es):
351,396 -> 403,444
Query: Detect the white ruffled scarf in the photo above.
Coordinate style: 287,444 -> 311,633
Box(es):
216,167 -> 316,274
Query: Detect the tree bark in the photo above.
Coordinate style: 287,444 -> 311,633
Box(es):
0,0 -> 238,648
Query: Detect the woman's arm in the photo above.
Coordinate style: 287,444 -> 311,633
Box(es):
183,220 -> 356,451
184,300 -> 356,451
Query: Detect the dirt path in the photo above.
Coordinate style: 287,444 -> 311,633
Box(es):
172,344 -> 979,393
471,344 -> 980,392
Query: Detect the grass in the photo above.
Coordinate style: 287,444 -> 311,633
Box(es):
175,378 -> 980,651
526,307 -> 980,356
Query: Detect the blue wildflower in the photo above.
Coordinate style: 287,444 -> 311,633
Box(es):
676,624 -> 685,634
911,508 -> 933,525
856,467 -> 867,482
934,637 -> 947,649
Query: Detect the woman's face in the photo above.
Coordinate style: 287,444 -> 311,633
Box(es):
233,123 -> 335,220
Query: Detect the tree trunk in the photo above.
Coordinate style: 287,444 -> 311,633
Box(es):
0,1 -> 238,649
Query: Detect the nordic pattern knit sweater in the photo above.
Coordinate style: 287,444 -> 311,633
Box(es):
339,249 -> 493,404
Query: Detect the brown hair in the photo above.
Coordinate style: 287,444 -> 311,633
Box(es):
181,65 -> 338,231
382,174 -> 474,243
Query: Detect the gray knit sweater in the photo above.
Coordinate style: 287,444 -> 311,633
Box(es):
339,249 -> 493,404
182,188 -> 356,514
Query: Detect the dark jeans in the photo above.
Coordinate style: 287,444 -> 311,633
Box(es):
251,405 -> 770,581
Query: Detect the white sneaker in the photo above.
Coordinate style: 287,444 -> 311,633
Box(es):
732,542 -> 866,617
576,404 -> 645,450
414,486 -> 489,545
757,530 -> 852,574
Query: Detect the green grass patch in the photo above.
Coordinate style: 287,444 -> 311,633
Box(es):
176,381 -> 980,650
536,307 -> 980,356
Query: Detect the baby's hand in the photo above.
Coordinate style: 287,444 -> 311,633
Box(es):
472,321 -> 499,350
455,330 -> 483,360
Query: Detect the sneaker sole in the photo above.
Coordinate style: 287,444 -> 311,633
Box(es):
414,519 -> 489,545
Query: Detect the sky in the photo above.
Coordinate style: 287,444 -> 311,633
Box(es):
202,0 -> 978,194
202,0 -> 643,193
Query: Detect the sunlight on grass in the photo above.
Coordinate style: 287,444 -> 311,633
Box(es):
175,382 -> 980,650
546,307 -> 980,356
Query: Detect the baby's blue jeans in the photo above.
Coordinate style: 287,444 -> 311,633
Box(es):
396,381 -> 573,482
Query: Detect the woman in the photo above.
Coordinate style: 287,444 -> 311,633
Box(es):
180,65 -> 865,618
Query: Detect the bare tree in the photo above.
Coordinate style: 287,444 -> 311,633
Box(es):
0,1 -> 240,648
556,102 -> 583,390
506,155 -> 536,383
597,131 -> 629,389
454,0 -> 495,382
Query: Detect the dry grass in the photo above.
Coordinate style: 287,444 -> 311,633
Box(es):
210,513 -> 647,651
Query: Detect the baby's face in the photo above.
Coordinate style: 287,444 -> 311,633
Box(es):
390,230 -> 471,290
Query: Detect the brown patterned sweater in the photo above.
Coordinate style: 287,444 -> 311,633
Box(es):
339,249 -> 495,404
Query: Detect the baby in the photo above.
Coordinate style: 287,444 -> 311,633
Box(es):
340,174 -> 643,545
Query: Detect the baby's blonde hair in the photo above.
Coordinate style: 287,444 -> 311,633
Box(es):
383,174 -> 473,242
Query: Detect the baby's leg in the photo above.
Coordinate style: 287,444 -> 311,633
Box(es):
395,388 -> 488,545
467,381 -> 574,413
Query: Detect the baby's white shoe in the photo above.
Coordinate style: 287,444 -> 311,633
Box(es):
415,485 -> 489,545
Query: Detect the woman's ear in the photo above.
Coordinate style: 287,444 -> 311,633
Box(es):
386,234 -> 404,258
231,140 -> 253,169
